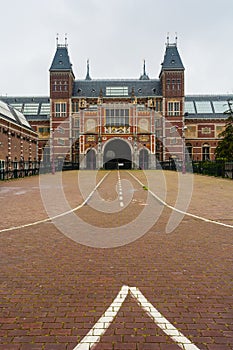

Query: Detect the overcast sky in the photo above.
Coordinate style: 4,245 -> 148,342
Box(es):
1,0 -> 233,96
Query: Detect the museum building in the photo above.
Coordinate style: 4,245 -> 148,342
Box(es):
0,100 -> 38,172
1,39 -> 232,170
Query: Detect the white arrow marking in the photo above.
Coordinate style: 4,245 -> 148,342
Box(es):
73,285 -> 200,350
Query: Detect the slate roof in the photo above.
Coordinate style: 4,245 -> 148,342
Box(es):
73,79 -> 162,98
161,43 -> 184,71
49,45 -> 73,72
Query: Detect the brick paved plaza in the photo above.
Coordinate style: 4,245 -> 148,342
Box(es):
0,170 -> 233,350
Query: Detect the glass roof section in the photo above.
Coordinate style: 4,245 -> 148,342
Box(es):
40,103 -> 50,115
0,100 -> 17,121
184,101 -> 195,114
23,103 -> 39,115
14,109 -> 31,128
195,101 -> 213,113
212,101 -> 228,113
10,103 -> 23,112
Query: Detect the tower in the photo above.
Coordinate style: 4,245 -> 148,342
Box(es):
49,38 -> 75,168
159,39 -> 185,161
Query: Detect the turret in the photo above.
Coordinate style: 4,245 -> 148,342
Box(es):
49,39 -> 75,100
159,37 -> 185,161
160,39 -> 185,98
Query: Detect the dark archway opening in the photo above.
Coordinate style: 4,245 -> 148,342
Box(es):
104,139 -> 132,170
86,149 -> 96,169
139,148 -> 149,169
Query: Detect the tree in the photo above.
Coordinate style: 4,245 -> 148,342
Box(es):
215,100 -> 233,161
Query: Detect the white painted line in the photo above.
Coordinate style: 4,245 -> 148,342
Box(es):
0,172 -> 110,234
117,170 -> 125,209
128,171 -> 233,229
129,287 -> 200,350
73,285 -> 200,350
73,285 -> 129,350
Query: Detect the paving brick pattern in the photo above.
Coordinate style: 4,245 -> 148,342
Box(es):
0,170 -> 233,349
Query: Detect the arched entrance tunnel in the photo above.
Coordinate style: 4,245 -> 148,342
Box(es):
103,139 -> 132,170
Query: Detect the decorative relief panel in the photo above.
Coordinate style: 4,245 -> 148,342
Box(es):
105,126 -> 130,134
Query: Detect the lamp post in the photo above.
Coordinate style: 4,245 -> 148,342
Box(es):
182,125 -> 187,174
51,128 -> 55,175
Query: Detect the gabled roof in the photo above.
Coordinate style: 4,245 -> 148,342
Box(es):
49,45 -> 74,73
161,43 -> 184,72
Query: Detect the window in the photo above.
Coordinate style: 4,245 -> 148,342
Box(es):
168,102 -> 180,116
72,102 -> 79,113
0,160 -> 5,170
55,102 -> 67,117
172,79 -> 175,90
155,100 -> 162,112
105,108 -> 129,126
53,81 -> 68,92
186,143 -> 192,160
38,127 -> 50,136
202,144 -> 210,161
177,79 -> 181,90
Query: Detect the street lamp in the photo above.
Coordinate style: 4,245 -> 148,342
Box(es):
182,125 -> 187,174
51,128 -> 55,175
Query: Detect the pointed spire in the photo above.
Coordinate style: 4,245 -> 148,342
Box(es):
139,59 -> 149,80
143,60 -> 146,75
85,59 -> 92,80
166,32 -> 170,46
